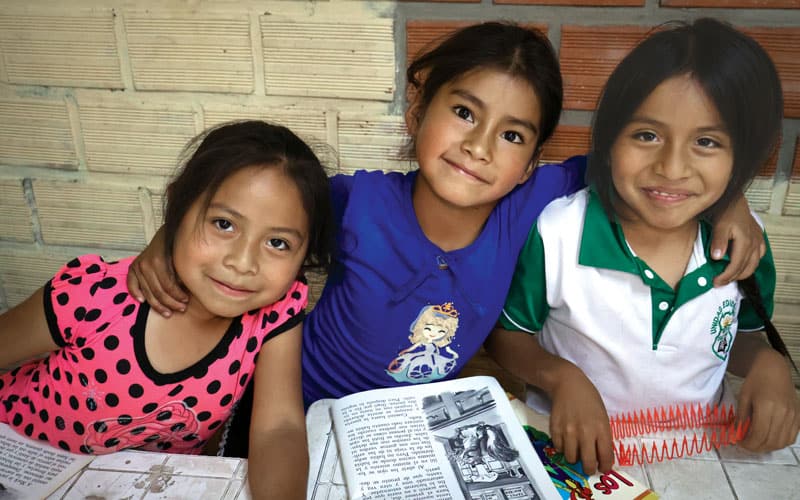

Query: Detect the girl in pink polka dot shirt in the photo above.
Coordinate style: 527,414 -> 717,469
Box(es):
0,120 -> 334,499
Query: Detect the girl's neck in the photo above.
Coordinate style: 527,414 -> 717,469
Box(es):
619,217 -> 699,289
145,297 -> 232,374
411,175 -> 495,252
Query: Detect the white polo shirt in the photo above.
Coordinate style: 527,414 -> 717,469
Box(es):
500,188 -> 775,415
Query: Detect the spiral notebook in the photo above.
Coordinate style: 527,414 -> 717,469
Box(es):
609,403 -> 749,465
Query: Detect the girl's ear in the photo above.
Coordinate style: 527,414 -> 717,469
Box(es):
404,101 -> 421,136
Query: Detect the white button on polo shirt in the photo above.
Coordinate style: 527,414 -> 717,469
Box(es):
658,301 -> 670,311
698,276 -> 708,287
644,269 -> 654,279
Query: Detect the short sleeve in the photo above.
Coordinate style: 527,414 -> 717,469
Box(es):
329,174 -> 355,228
44,254 -> 129,347
499,222 -> 550,333
737,232 -> 776,331
256,278 -> 309,343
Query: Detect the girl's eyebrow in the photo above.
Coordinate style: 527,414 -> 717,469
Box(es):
450,88 -> 539,135
208,203 -> 306,239
629,116 -> 728,134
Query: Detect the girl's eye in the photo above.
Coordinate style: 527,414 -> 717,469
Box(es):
267,238 -> 290,251
697,137 -> 721,148
502,131 -> 524,144
213,219 -> 234,232
633,131 -> 658,142
453,105 -> 473,122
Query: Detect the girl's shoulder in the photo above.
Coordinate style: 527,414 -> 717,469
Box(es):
243,278 -> 309,336
334,169 -> 413,188
46,255 -> 137,346
331,169 -> 414,213
50,254 -> 134,294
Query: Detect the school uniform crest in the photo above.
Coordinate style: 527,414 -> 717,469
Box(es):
710,299 -> 736,360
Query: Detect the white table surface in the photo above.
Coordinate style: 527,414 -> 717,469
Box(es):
43,385 -> 800,500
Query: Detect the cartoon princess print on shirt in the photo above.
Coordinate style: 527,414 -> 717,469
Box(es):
386,302 -> 460,383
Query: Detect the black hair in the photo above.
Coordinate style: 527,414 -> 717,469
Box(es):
588,19 -> 792,367
739,276 -> 798,373
163,120 -> 334,274
587,17 -> 783,221
406,21 -> 562,157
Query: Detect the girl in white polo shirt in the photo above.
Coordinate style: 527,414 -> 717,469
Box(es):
490,17 -> 799,475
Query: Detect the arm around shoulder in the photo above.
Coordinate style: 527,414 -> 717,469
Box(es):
246,322 -> 308,499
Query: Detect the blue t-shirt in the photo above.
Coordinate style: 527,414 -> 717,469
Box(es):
301,156 -> 586,404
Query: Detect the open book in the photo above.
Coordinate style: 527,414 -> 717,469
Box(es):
0,422 -> 94,499
307,376 -> 561,500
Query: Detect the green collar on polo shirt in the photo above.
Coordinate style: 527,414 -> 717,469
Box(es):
577,189 -> 729,348
577,189 -> 729,277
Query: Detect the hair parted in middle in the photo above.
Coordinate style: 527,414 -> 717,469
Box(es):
163,120 -> 335,274
587,17 -> 783,221
405,21 -> 563,157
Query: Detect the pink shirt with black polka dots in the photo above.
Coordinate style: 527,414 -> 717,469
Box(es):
0,254 -> 307,455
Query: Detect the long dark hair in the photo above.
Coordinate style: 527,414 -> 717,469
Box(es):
163,120 -> 334,274
406,21 -> 562,157
587,18 -> 783,221
587,18 -> 792,367
739,276 -> 797,372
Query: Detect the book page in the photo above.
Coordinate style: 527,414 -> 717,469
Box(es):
0,423 -> 94,499
330,376 -> 560,500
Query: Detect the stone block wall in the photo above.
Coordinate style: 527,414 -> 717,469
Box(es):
1,0 -> 798,382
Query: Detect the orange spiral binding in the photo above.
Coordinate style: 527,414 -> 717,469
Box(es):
608,403 -> 750,465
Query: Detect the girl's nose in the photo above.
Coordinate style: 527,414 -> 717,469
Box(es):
223,239 -> 258,274
461,126 -> 492,162
655,143 -> 690,179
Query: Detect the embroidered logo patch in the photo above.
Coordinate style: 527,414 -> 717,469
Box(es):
709,299 -> 736,360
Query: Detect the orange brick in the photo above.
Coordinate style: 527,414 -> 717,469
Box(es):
406,20 -> 550,107
540,125 -> 591,163
496,0 -> 642,5
742,27 -> 800,119
759,140 -> 781,177
407,21 -> 477,65
559,25 -> 652,111
794,137 -> 800,178
662,0 -> 799,7
406,20 -> 549,66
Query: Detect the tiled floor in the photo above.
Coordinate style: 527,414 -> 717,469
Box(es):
617,433 -> 800,500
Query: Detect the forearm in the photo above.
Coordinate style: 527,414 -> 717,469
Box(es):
485,327 -> 582,396
728,331 -> 788,378
247,424 -> 308,500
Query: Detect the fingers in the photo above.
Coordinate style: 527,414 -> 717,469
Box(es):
578,435 -> 598,476
712,239 -> 761,287
128,258 -> 187,318
739,399 -> 800,453
595,427 -> 616,473
552,421 -> 605,475
126,261 -> 146,303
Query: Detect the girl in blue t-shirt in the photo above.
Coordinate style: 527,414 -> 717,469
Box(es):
125,23 -> 763,424
492,18 -> 799,475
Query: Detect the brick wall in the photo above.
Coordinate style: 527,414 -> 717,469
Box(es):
1,0 -> 799,382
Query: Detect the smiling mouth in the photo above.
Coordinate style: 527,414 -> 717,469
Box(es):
643,188 -> 692,203
444,158 -> 488,183
211,278 -> 253,297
